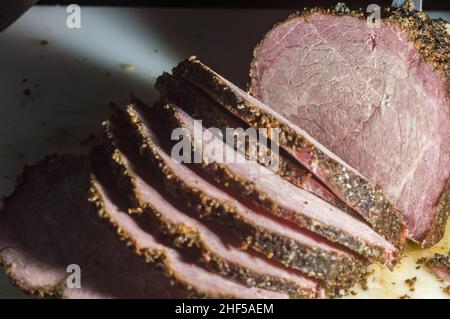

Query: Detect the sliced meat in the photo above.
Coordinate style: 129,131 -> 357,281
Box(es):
89,166 -> 287,299
158,102 -> 399,266
99,121 -> 323,298
249,8 -> 450,247
110,103 -> 365,294
170,57 -> 407,249
426,254 -> 450,281
0,154 -> 186,299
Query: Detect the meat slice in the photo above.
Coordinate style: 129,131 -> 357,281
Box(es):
0,154 -> 186,299
110,103 -> 365,294
171,57 -> 407,249
99,121 -> 323,298
249,8 -> 450,247
160,102 -> 398,266
90,170 -> 287,299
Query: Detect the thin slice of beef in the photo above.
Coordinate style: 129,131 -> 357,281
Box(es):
249,8 -> 450,247
159,102 -> 398,266
0,154 -> 186,299
170,57 -> 407,249
111,103 -> 365,294
100,121 -> 323,298
89,171 -> 288,299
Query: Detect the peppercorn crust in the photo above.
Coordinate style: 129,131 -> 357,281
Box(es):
112,103 -> 367,295
100,120 -> 319,298
248,5 -> 449,248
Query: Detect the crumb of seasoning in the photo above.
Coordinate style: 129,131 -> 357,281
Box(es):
39,39 -> 49,46
415,266 -> 421,270
405,277 -> 417,292
23,89 -> 31,96
416,257 -> 427,265
392,282 -> 396,285
350,290 -> 357,296
121,63 -> 135,73
399,294 -> 411,299
444,286 -> 450,295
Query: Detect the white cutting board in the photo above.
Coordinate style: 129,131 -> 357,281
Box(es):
0,6 -> 448,299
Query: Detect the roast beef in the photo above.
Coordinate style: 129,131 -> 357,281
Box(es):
249,8 -> 450,247
99,120 -> 323,298
0,154 -> 187,298
159,102 -> 398,266
89,164 -> 288,299
156,73 -> 344,209
110,103 -> 365,293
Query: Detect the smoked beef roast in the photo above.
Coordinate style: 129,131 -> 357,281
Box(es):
250,7 -> 450,247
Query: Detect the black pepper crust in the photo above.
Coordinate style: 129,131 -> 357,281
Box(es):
248,5 -> 450,248
0,154 -> 85,299
171,56 -> 407,251
100,120 -> 319,298
113,103 -> 366,295
160,102 -> 397,266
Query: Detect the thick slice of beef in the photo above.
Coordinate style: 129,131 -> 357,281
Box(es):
111,103 -> 365,294
160,102 -> 398,266
171,57 -> 407,249
89,170 -> 287,299
0,154 -> 187,299
100,121 -> 323,298
249,8 -> 450,247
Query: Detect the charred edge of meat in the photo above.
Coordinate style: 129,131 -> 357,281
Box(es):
101,121 -> 316,298
118,104 -> 365,295
249,6 -> 449,96
88,179 -> 225,299
422,180 -> 450,248
172,57 -> 407,250
161,103 -> 390,264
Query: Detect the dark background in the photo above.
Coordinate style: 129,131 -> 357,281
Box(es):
37,1 -> 450,11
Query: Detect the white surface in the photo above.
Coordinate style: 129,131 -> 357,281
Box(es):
0,6 -> 448,299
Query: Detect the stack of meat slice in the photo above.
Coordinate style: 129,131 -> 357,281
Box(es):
1,55 -> 410,298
